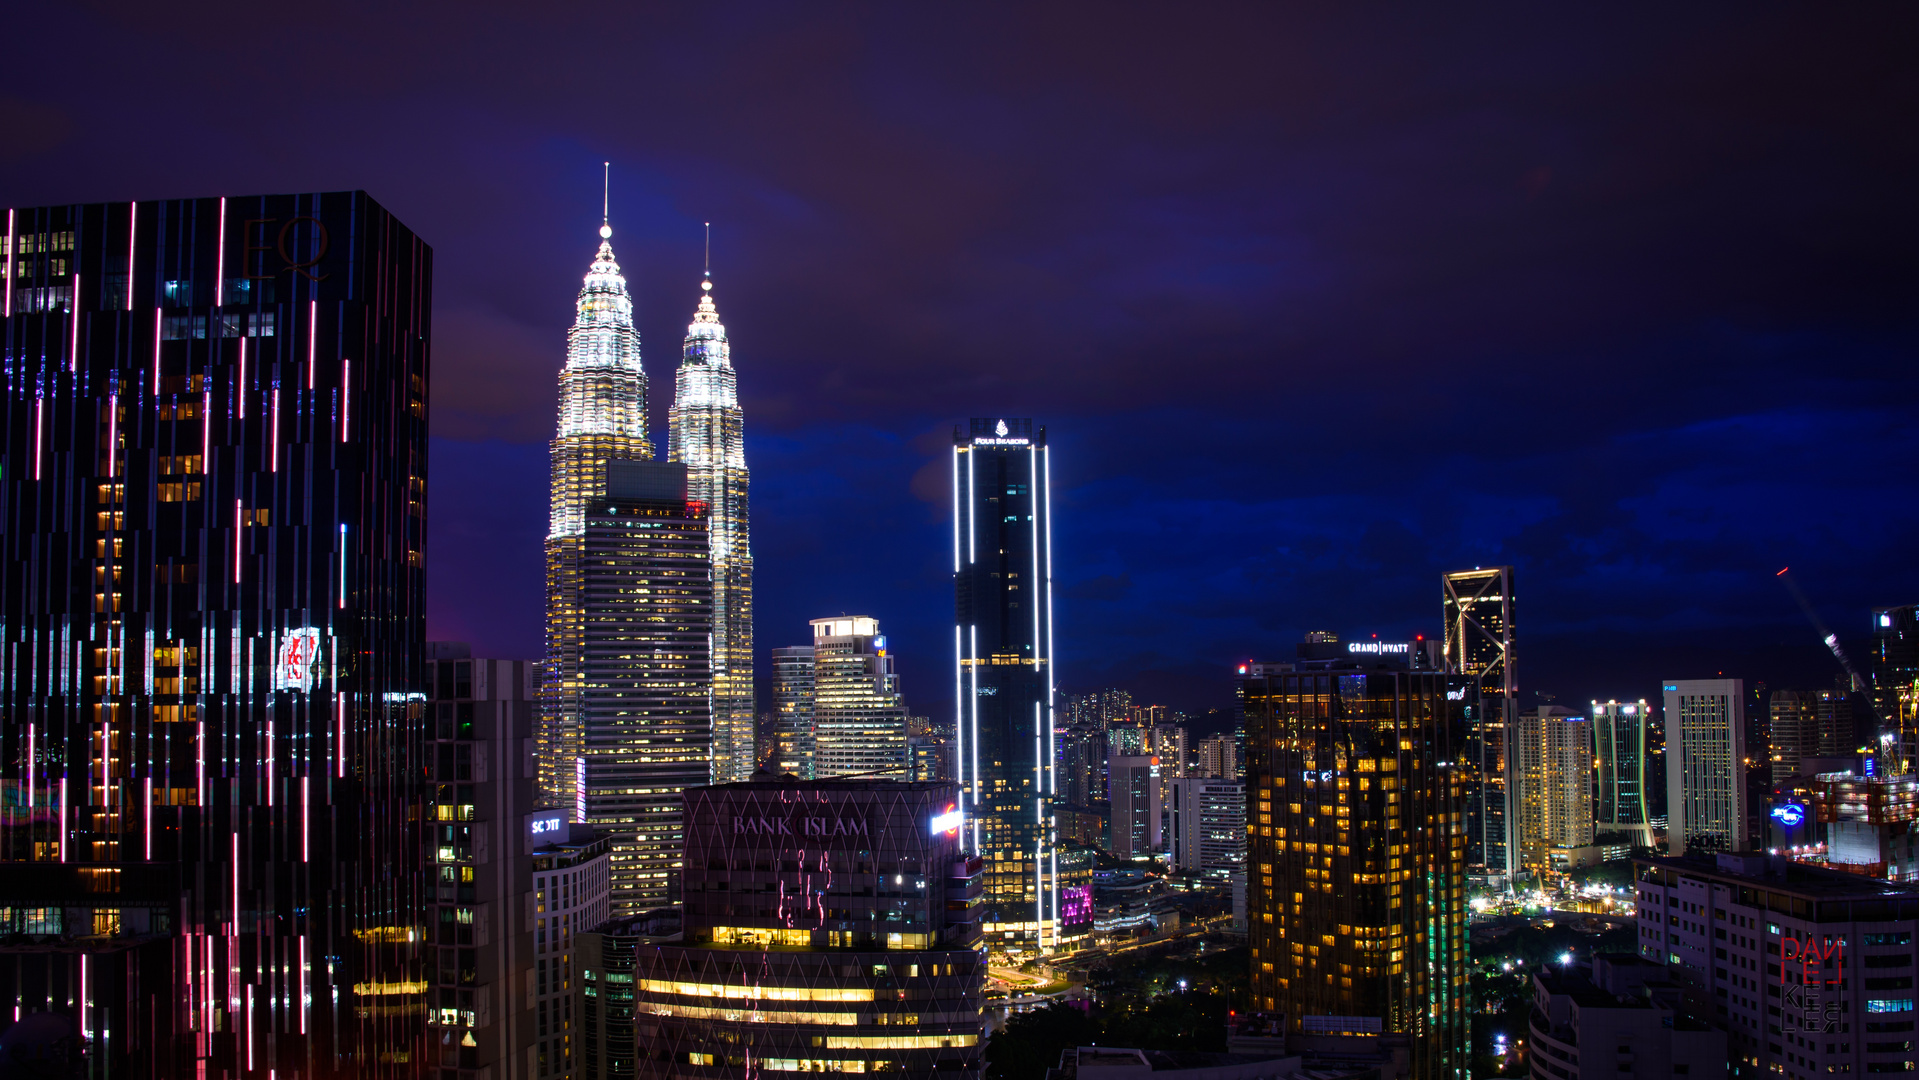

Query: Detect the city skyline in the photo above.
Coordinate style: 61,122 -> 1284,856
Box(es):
2,7 -> 1912,722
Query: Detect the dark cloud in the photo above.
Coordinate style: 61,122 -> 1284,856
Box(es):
5,2 -> 1916,716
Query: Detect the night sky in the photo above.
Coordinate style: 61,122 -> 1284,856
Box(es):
5,5 -> 1916,724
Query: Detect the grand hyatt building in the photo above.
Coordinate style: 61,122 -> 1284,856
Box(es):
621,776 -> 985,1080
1240,637 -> 1469,1080
0,194 -> 431,1075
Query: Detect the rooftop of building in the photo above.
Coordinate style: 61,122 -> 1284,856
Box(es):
1636,852 -> 1919,901
700,767 -> 959,792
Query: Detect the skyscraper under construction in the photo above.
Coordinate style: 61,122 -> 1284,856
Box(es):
668,264 -> 754,784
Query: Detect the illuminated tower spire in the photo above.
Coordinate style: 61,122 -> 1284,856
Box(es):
549,196 -> 650,538
669,226 -> 755,783
542,183 -> 656,816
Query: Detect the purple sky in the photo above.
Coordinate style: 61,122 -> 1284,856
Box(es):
5,4 -> 1916,720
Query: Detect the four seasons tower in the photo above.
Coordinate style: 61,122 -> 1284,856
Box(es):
668,258 -> 755,784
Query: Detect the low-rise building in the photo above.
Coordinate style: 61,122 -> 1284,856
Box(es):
1527,954 -> 1725,1080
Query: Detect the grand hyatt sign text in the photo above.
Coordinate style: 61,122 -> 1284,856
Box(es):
733,813 -> 870,840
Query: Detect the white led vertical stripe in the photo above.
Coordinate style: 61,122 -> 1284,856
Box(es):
215,197 -> 226,307
271,388 -> 280,472
951,447 -> 961,572
69,274 -> 80,370
307,301 -> 317,389
237,337 -> 246,420
233,501 -> 243,583
967,625 -> 982,855
954,625 -> 965,826
338,524 -> 347,608
3,208 -> 12,316
125,201 -> 136,311
341,359 -> 350,442
966,448 -> 975,563
107,393 -> 117,480
152,308 -> 162,394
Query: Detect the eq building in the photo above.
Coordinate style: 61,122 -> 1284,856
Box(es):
952,417 -> 1061,949
0,192 -> 431,1076
626,775 -> 986,1079
1240,636 -> 1469,1080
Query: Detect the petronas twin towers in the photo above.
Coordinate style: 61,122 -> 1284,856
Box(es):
539,212 -> 755,912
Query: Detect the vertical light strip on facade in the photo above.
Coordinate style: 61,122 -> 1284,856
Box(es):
126,201 -> 136,311
966,449 -> 975,563
307,300 -> 316,388
151,308 -> 161,393
237,337 -> 246,419
271,388 -> 279,471
68,274 -> 78,370
951,447 -> 961,572
215,197 -> 226,307
3,208 -> 12,316
233,501 -> 243,582
338,524 -> 346,608
969,624 -> 980,853
341,359 -> 349,442
954,624 -> 965,823
107,393 -> 116,480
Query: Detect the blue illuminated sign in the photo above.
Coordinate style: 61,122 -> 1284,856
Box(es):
1771,803 -> 1806,828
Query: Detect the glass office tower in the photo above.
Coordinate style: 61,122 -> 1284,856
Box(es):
1443,567 -> 1515,880
771,645 -> 817,779
1241,653 -> 1469,1080
0,192 -> 430,1076
952,418 -> 1057,951
1593,699 -> 1652,847
544,460 -> 712,917
810,617 -> 908,780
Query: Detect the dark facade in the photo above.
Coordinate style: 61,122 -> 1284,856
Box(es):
952,417 -> 1065,948
1241,650 -> 1469,1080
625,776 -> 984,1080
424,645 -> 540,1077
0,193 -> 430,1076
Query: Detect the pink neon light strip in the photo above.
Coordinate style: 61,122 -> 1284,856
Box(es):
152,308 -> 162,394
234,500 -> 243,583
341,359 -> 350,442
69,274 -> 79,371
214,198 -> 226,307
237,337 -> 246,420
145,777 -> 152,860
58,778 -> 66,862
266,720 -> 273,806
107,394 -> 117,478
